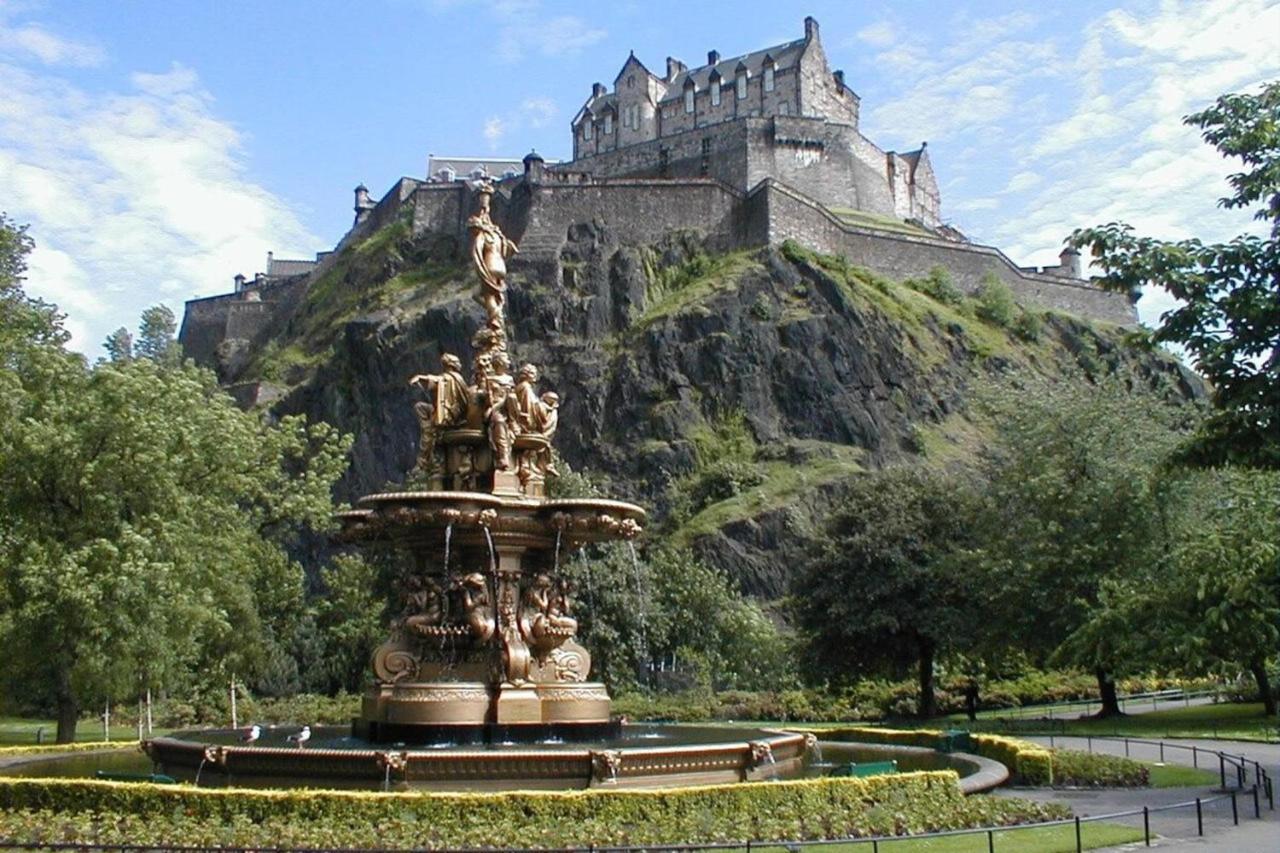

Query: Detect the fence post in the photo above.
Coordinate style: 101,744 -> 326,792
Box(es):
1231,790 -> 1238,825
1254,784 -> 1261,819
1196,798 -> 1203,836
1219,754 -> 1227,789
1143,806 -> 1150,847
1074,816 -> 1082,853
1087,735 -> 1092,754
1192,745 -> 1198,768
987,829 -> 994,853
1159,742 -> 1164,763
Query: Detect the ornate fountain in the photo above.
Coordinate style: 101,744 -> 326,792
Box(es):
142,184 -> 806,789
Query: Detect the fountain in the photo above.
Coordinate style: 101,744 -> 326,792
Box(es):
142,183 -> 807,789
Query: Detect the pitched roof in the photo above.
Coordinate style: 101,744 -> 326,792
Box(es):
266,257 -> 318,278
659,37 -> 805,103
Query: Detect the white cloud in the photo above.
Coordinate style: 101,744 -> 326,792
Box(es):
482,115 -> 505,150
0,13 -> 103,66
520,96 -> 556,128
1002,171 -> 1041,194
0,52 -> 318,353
497,15 -> 606,63
855,21 -> 897,49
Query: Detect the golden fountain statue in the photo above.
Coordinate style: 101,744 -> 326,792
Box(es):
345,182 -> 644,739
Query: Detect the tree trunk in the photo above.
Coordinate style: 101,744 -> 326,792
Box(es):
1094,667 -> 1124,718
54,668 -> 79,744
1249,658 -> 1276,717
917,639 -> 937,719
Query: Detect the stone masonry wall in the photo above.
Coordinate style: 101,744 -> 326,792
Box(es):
752,180 -> 1135,325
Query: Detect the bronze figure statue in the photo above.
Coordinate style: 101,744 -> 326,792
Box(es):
410,353 -> 471,474
467,183 -> 518,331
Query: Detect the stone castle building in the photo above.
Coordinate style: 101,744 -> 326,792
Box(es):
180,17 -> 1132,380
568,17 -> 940,228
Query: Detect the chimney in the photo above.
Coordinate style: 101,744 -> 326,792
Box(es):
707,49 -> 720,66
591,82 -> 606,98
1059,246 -> 1083,279
266,250 -> 274,273
833,70 -> 845,90
804,16 -> 819,41
666,56 -> 686,81
233,273 -> 246,292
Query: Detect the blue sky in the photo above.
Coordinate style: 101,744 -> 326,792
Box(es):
1,0 -> 1276,352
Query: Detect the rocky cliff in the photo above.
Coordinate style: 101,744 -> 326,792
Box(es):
220,217 -> 1200,598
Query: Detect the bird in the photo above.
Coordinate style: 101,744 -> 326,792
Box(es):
240,724 -> 261,745
286,725 -> 311,749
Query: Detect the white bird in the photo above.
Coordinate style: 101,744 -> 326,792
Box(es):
240,724 -> 261,745
286,725 -> 311,749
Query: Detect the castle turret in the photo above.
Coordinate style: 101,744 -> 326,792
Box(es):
353,184 -> 374,226
233,273 -> 246,293
523,149 -> 545,185
1059,246 -> 1083,279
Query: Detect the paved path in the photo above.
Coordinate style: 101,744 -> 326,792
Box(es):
995,736 -> 1279,851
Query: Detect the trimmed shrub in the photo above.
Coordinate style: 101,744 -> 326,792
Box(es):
0,773 -> 1066,847
1043,749 -> 1149,788
813,727 -> 1053,785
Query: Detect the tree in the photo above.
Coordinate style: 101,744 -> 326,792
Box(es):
974,377 -> 1189,716
1154,468 -> 1280,714
0,230 -> 351,739
103,328 -> 133,363
1070,81 -> 1280,468
793,467 -> 979,718
136,304 -> 179,363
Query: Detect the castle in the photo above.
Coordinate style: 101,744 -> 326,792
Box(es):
180,17 -> 1134,382
568,17 -> 940,228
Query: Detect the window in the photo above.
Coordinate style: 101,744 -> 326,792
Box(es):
603,113 -> 612,135
711,80 -> 721,106
700,137 -> 712,176
583,121 -> 592,141
684,86 -> 695,114
627,75 -> 635,89
658,147 -> 670,177
736,73 -> 748,100
764,66 -> 775,92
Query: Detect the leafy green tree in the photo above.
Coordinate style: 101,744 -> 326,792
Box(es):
313,554 -> 391,692
103,328 -> 133,364
1071,82 -> 1280,468
793,467 -> 980,718
1153,468 -> 1279,714
974,377 -> 1189,716
0,231 -> 351,739
136,304 -> 179,363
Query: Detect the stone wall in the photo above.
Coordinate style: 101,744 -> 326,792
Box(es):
751,180 -> 1135,324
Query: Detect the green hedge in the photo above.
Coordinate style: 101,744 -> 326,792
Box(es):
813,727 -> 1054,785
1041,749 -> 1149,787
0,742 -> 131,757
0,773 -> 1067,848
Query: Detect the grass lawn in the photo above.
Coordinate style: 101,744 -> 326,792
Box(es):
1054,702 -> 1278,742
1145,761 -> 1220,788
745,822 -> 1143,852
0,716 -> 159,747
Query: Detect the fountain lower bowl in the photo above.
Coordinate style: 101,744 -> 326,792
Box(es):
142,724 -> 807,791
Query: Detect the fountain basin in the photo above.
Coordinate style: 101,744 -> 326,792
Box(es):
139,725 -> 807,791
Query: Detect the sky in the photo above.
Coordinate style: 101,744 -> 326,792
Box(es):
1,0 -> 1277,353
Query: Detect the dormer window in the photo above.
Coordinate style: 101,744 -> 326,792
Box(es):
583,120 -> 592,141
683,81 -> 695,114
710,72 -> 721,106
764,65 -> 775,92
603,112 -> 613,135
736,72 -> 748,100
